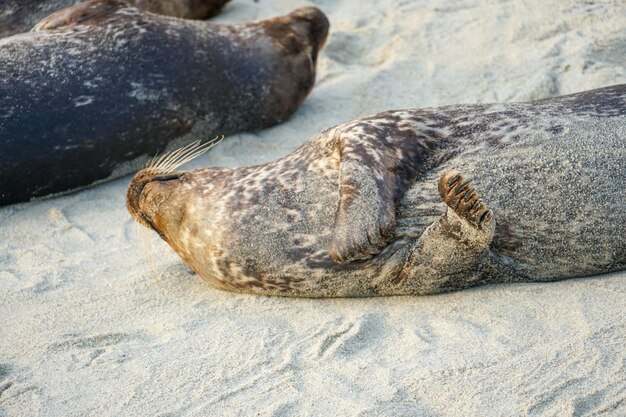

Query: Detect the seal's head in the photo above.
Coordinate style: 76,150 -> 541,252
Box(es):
275,7 -> 330,62
126,169 -> 182,239
126,138 -> 222,241
259,7 -> 330,123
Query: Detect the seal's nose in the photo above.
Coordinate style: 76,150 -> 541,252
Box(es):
126,170 -> 182,228
288,7 -> 330,53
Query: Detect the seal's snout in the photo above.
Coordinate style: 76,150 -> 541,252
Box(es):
288,7 -> 330,51
126,169 -> 181,230
127,169 -> 156,228
126,139 -> 221,230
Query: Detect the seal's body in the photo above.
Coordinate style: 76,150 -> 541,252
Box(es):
127,85 -> 626,297
0,0 -> 328,205
0,0 -> 231,38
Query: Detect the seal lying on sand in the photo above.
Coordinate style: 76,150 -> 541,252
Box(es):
127,85 -> 626,297
0,0 -> 231,38
0,0 -> 328,205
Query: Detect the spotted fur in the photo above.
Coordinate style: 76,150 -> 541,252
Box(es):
128,85 -> 626,297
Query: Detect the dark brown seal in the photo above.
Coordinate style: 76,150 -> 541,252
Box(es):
0,0 -> 231,38
127,85 -> 626,297
0,0 -> 329,205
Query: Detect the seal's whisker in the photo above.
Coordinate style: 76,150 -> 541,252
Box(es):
157,136 -> 224,173
155,138 -> 214,173
152,140 -> 201,173
146,153 -> 156,169
166,137 -> 221,167
166,140 -> 221,170
157,141 -> 202,173
150,148 -> 187,173
137,223 -> 166,289
146,150 -> 162,170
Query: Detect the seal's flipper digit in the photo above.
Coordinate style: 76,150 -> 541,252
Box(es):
438,170 -> 494,232
32,0 -> 130,31
423,170 -> 495,252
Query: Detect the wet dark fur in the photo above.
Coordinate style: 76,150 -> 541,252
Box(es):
0,0 -> 231,38
128,85 -> 626,297
0,1 -> 328,205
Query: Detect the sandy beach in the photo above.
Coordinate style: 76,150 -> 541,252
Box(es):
1,0 -> 625,416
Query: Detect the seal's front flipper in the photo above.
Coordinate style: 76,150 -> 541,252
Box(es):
32,0 -> 130,31
329,158 -> 397,263
438,170 -> 494,238
328,135 -> 408,263
391,171 -> 495,294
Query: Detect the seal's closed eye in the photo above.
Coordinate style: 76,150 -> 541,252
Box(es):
151,174 -> 182,183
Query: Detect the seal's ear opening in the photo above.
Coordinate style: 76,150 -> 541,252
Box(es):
287,7 -> 330,55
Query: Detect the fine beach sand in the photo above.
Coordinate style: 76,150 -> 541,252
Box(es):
1,0 -> 625,416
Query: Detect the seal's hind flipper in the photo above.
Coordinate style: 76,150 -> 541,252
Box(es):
32,0 -> 130,32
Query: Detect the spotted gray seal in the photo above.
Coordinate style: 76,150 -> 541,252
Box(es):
0,0 -> 328,205
127,85 -> 626,297
0,0 -> 231,38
